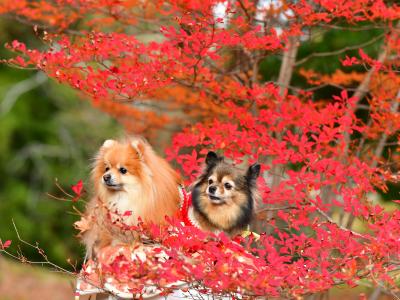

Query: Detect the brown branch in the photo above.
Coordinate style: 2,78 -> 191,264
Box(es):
237,0 -> 252,21
268,36 -> 301,194
45,192 -> 72,202
351,23 -> 399,103
370,90 -> 400,169
348,90 -> 399,228
341,24 -> 396,158
370,271 -> 400,300
352,49 -> 388,101
256,205 -> 297,214
313,205 -> 367,239
318,24 -> 388,32
3,14 -> 84,36
54,178 -> 74,198
295,33 -> 384,66
277,35 -> 300,97
302,188 -> 370,240
0,219 -> 77,275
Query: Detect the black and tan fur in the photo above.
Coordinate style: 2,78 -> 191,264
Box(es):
191,151 -> 260,235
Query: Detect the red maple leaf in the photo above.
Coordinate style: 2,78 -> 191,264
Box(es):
71,179 -> 84,201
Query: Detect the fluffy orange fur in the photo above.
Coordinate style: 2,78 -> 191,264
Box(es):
81,137 -> 181,257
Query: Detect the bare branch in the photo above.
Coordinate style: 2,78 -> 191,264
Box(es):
0,219 -> 77,275
256,205 -> 297,214
277,36 -> 300,97
295,33 -> 384,66
370,90 -> 400,169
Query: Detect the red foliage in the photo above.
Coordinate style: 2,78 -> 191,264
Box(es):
1,0 -> 400,298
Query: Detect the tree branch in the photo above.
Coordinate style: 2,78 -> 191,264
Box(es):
370,90 -> 400,169
277,35 -> 300,97
295,33 -> 384,66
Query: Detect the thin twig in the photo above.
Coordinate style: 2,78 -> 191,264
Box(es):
237,0 -> 252,21
256,206 -> 297,214
295,33 -> 385,66
370,90 -> 400,169
302,187 -> 370,239
1,219 -> 76,275
277,35 -> 300,97
54,178 -> 74,198
46,192 -> 72,202
313,205 -> 367,239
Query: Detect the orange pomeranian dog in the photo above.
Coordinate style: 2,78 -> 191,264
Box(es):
79,137 -> 182,258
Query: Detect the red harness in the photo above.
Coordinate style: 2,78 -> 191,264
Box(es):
178,185 -> 196,227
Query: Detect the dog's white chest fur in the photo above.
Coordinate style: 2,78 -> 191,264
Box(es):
107,191 -> 145,226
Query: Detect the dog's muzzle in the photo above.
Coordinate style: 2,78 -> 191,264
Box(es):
103,174 -> 123,190
208,194 -> 226,205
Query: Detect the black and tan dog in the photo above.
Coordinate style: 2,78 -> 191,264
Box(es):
188,151 -> 260,235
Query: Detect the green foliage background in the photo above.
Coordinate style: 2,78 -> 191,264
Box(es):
0,20 -> 122,267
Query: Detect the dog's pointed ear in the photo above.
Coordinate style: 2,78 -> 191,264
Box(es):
130,139 -> 145,159
102,139 -> 116,148
205,151 -> 220,167
246,163 -> 261,183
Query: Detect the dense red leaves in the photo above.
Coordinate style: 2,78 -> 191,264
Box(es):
1,0 -> 400,298
79,214 -> 399,297
291,0 -> 400,24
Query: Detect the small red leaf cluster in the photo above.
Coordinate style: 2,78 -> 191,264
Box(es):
71,179 -> 84,201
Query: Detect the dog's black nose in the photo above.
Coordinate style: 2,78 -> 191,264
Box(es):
103,174 -> 111,182
209,186 -> 217,194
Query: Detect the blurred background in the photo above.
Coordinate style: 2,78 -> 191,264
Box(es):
0,18 -> 123,299
0,12 -> 397,300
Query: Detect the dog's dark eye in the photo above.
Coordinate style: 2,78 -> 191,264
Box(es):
224,183 -> 232,190
119,167 -> 127,174
208,179 -> 213,185
105,167 -> 110,172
